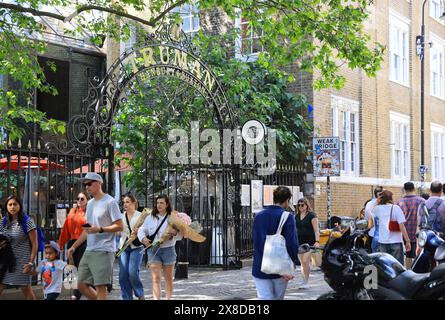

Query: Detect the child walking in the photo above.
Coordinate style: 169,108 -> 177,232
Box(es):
35,241 -> 66,300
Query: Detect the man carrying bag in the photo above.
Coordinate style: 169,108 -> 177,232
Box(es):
252,186 -> 299,300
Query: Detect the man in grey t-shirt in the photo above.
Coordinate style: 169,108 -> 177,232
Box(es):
67,172 -> 123,300
423,181 -> 445,233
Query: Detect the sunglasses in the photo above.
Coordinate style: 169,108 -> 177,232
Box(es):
77,197 -> 85,201
298,203 -> 306,207
83,181 -> 95,187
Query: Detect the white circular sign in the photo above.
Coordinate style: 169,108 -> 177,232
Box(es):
241,120 -> 266,145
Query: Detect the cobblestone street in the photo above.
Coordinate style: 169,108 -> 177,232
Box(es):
81,261 -> 331,300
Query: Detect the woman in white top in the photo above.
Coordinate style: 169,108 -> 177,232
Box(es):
118,194 -> 145,300
368,190 -> 411,265
138,195 -> 182,300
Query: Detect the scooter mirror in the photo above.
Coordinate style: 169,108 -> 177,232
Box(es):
356,219 -> 368,230
298,243 -> 311,254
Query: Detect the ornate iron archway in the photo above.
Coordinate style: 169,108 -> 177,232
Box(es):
44,24 -> 239,198
46,24 -> 238,158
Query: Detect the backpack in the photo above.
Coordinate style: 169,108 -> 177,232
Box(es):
1,214 -> 45,252
427,199 -> 444,233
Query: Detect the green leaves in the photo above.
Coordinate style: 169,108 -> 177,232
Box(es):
0,0 -> 380,178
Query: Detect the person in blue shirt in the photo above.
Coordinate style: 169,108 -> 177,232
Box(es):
252,186 -> 299,300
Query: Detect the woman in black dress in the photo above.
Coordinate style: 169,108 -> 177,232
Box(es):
295,197 -> 320,289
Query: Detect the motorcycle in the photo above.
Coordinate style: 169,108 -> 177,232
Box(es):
300,219 -> 445,300
412,205 -> 445,273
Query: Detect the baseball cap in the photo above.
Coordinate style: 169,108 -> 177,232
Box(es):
45,241 -> 60,255
79,172 -> 103,184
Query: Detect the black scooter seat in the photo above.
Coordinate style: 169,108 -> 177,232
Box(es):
388,270 -> 430,297
430,263 -> 445,280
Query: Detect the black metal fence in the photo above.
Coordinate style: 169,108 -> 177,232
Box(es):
0,143 -> 104,247
138,158 -> 304,268
1,142 -> 304,268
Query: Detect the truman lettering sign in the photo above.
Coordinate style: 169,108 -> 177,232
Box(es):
116,42 -> 236,130
126,46 -> 216,92
313,137 -> 340,177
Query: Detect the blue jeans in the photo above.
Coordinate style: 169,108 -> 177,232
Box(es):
119,246 -> 145,300
379,243 -> 404,265
371,236 -> 380,253
253,277 -> 288,300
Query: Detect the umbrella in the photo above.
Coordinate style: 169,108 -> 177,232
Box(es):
0,155 -> 64,171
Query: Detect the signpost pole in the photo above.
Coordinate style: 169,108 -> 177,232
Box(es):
326,174 -> 331,228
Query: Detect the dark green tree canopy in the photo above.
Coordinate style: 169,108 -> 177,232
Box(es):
0,0 -> 383,141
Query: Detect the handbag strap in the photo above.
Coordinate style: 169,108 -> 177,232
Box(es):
125,212 -> 132,234
389,205 -> 394,221
149,214 -> 169,240
276,211 -> 290,235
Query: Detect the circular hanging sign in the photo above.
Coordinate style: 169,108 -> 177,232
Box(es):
241,120 -> 266,145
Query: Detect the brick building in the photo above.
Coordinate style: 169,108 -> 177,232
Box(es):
1,12 -> 106,147
181,1 -> 445,222
310,1 -> 445,222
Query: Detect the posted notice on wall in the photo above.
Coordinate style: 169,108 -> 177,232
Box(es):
241,184 -> 250,206
292,186 -> 300,205
251,180 -> 263,213
313,137 -> 341,177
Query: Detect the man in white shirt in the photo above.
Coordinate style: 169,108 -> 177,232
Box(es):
67,172 -> 123,300
364,186 -> 383,252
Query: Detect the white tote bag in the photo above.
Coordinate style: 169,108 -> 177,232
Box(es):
260,211 -> 295,276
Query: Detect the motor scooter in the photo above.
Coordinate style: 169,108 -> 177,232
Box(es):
302,219 -> 445,300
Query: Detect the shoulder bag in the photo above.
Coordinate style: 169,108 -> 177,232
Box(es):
388,205 -> 401,232
260,211 -> 295,276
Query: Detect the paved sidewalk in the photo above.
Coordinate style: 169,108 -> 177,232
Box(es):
63,261 -> 331,300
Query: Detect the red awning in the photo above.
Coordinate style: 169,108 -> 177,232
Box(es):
0,155 -> 64,171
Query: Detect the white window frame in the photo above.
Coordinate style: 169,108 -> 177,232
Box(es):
389,10 -> 410,87
430,0 -> 445,22
120,24 -> 137,54
331,95 -> 360,176
171,3 -> 200,35
430,33 -> 445,99
234,10 -> 265,61
390,111 -> 411,180
431,123 -> 445,181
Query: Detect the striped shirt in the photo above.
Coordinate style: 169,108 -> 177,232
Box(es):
396,195 -> 425,241
0,217 -> 36,286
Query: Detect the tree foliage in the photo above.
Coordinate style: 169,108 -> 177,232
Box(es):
0,0 -> 382,141
112,30 -> 313,193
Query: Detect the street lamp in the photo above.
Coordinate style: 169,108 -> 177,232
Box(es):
416,0 -> 445,186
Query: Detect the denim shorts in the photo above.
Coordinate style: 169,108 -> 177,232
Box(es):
147,246 -> 177,266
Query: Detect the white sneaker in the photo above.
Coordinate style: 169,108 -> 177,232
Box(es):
298,282 -> 309,289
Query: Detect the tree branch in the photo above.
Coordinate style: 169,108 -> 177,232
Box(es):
63,5 -> 155,26
0,2 -> 189,28
148,0 -> 189,25
0,3 -> 65,20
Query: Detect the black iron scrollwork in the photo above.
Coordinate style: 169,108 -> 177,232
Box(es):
44,23 -> 238,156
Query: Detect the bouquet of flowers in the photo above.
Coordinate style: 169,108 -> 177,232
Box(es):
116,208 -> 150,258
146,211 -> 205,250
